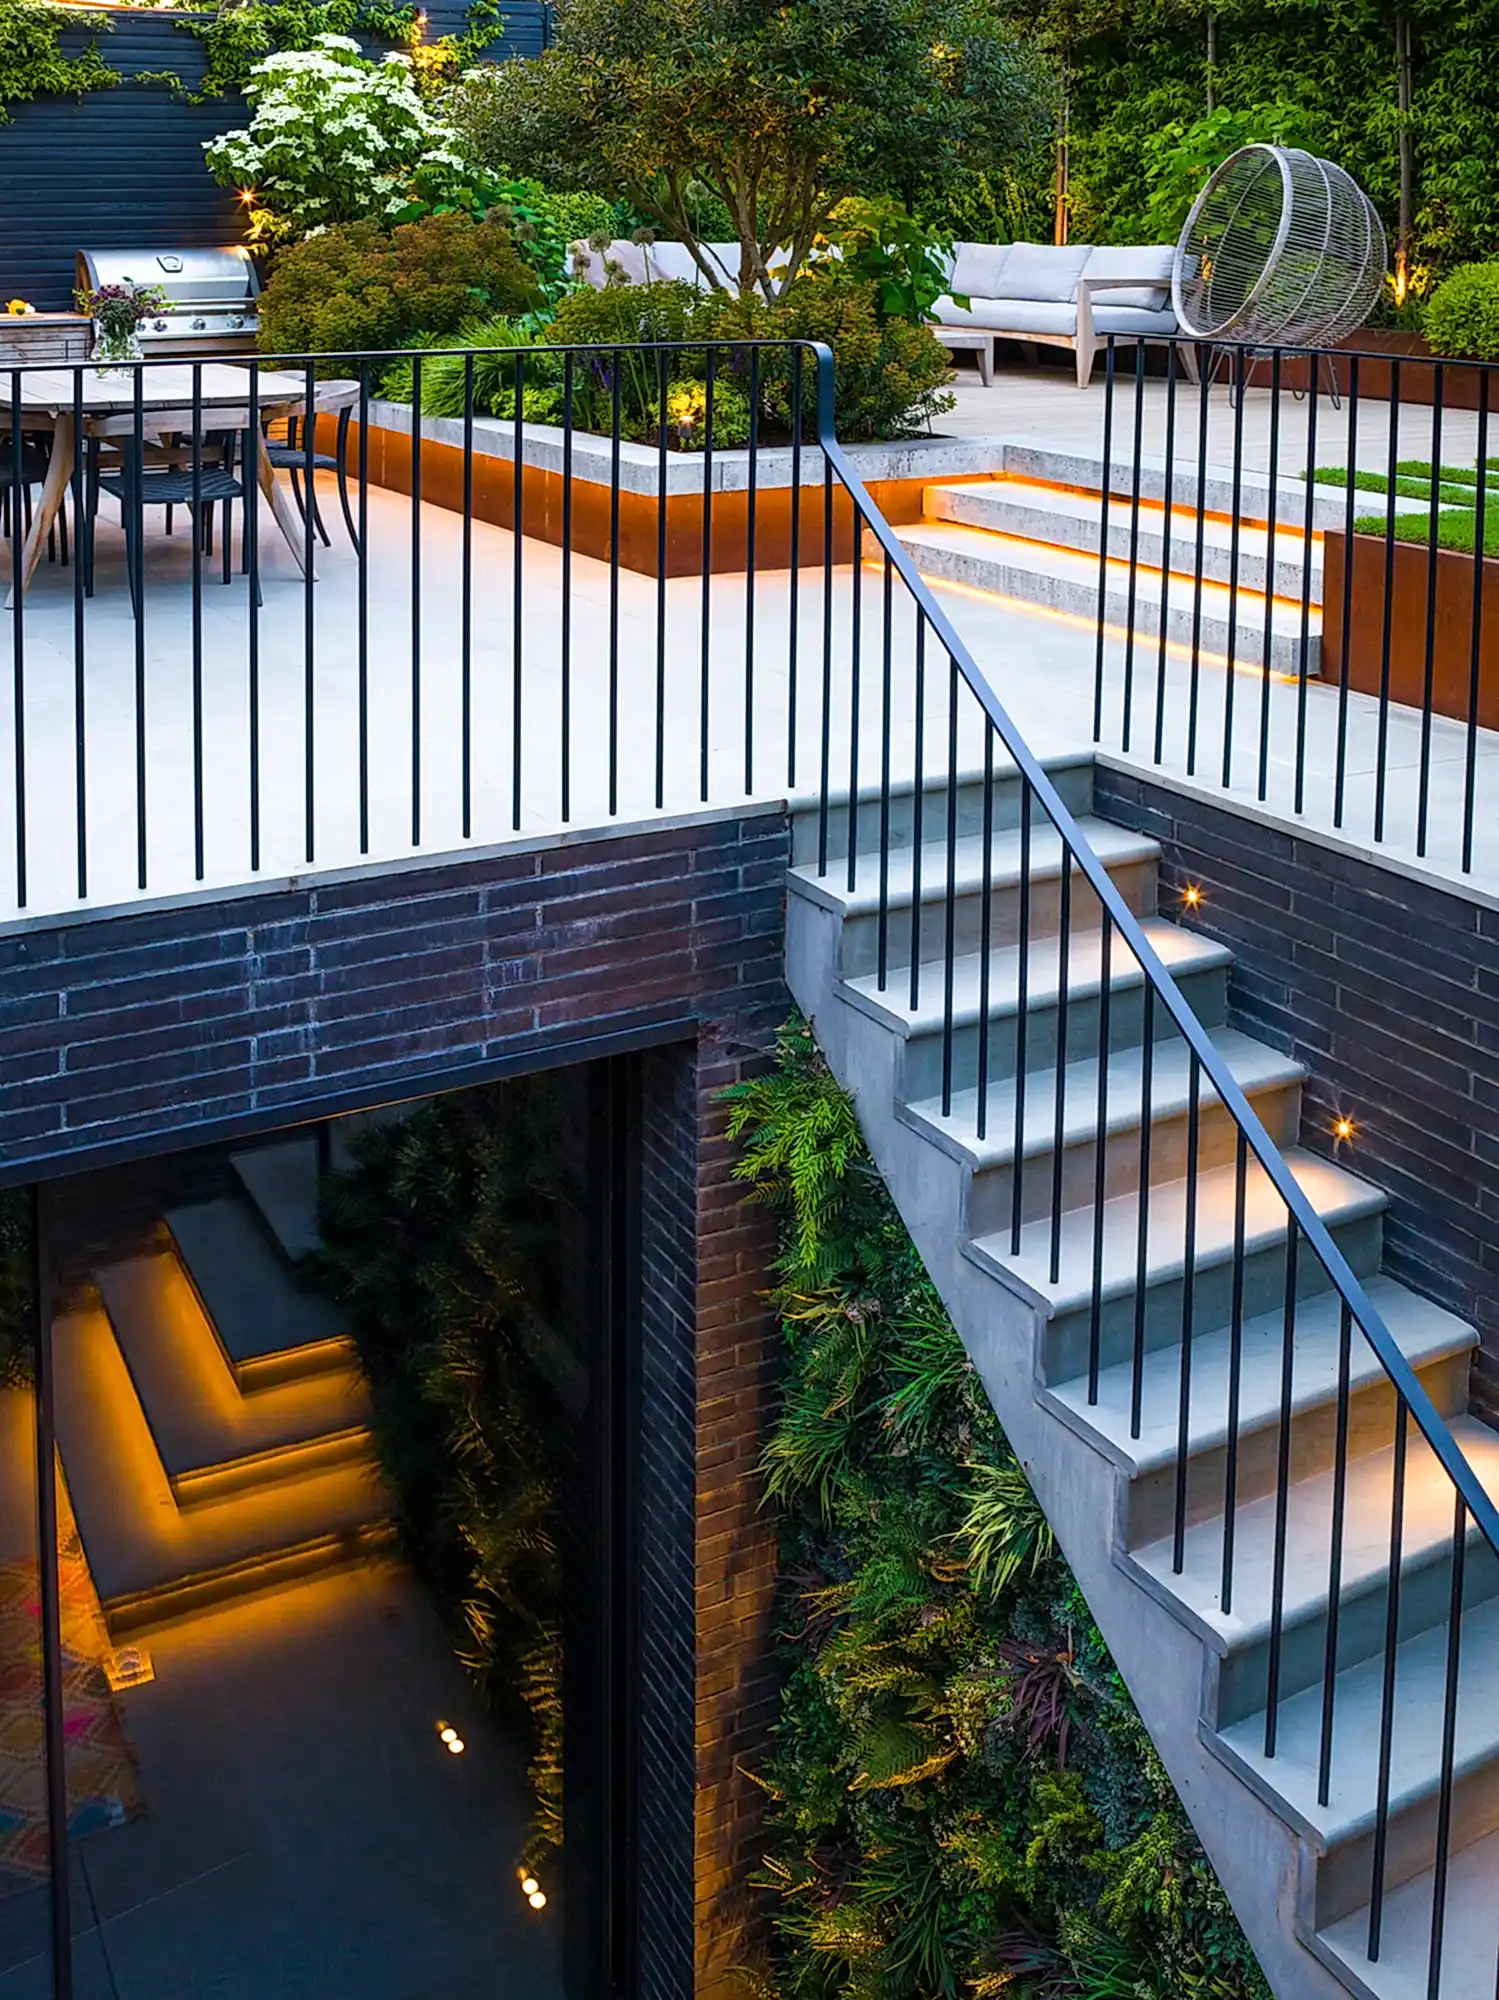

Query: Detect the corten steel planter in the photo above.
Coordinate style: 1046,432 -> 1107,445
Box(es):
1241,331 -> 1488,411
321,403 -> 1010,578
1321,528 -> 1499,729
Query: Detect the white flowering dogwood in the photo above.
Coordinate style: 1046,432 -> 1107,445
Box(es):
203,34 -> 474,242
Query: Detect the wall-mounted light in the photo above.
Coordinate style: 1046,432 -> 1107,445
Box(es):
1333,1115 -> 1355,1145
437,1719 -> 466,1754
519,1869 -> 547,1910
1182,883 -> 1203,911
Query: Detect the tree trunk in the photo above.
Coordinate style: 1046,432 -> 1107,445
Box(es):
1394,9 -> 1414,301
1053,73 -> 1069,246
1205,8 -> 1217,115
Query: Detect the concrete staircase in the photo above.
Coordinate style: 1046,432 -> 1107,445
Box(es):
55,1138 -> 391,1635
889,444 -> 1424,674
786,752 -> 1499,2000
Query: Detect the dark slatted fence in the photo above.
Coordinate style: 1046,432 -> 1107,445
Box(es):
0,3 -> 550,310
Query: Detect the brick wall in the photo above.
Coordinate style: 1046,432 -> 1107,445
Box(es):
638,1034 -> 782,2000
1094,767 -> 1499,1420
0,812 -> 788,1182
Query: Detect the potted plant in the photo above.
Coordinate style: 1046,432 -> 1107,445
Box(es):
74,277 -> 167,373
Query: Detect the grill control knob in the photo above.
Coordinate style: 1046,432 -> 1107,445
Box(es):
191,316 -> 207,331
230,315 -> 245,330
152,319 -> 168,333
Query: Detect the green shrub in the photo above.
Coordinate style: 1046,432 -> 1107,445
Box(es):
1424,262 -> 1499,363
384,315 -> 571,424
256,212 -> 541,359
696,275 -> 955,441
663,376 -> 752,450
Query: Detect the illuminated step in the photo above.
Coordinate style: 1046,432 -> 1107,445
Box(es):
166,1197 -> 353,1391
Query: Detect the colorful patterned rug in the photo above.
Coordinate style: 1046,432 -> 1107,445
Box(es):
0,1473 -> 144,1896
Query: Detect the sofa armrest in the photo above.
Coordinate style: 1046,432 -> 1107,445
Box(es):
1078,273 -> 1175,293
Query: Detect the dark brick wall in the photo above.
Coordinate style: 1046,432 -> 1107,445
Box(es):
637,1032 -> 783,2000
0,812 -> 789,1183
1094,767 -> 1499,1420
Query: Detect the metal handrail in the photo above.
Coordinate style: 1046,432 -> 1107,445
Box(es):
806,340 -> 1499,1566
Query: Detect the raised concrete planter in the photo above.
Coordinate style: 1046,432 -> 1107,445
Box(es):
339,400 -> 1009,576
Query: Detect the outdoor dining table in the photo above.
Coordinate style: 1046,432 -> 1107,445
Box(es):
3,362 -> 311,605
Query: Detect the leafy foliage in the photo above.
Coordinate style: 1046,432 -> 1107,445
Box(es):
728,1018 -> 1271,1999
816,198 -> 959,327
1423,261 -> 1499,363
313,1082 -> 569,1864
256,212 -> 539,358
0,1 -> 118,124
468,0 -> 1050,300
0,1190 -> 34,1391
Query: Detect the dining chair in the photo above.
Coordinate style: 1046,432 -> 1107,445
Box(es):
263,379 -> 362,553
1,432 -> 70,567
83,409 -> 257,612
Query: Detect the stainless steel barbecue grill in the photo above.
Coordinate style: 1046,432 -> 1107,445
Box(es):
75,246 -> 261,355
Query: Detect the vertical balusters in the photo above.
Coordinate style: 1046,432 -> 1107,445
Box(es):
132,366 -> 146,891
461,352 -> 473,840
816,457 -> 833,876
1048,838 -> 1072,1286
975,725 -> 994,1142
1373,359 -> 1402,844
1009,785 -> 1032,1256
1293,356 -> 1318,817
608,358 -> 621,818
1416,363 -> 1443,857
1463,374 -> 1489,875
1264,1221 -> 1299,1757
1219,1128 -> 1249,1615
1368,1396 -> 1409,1961
656,345 -> 669,814
8,372 -> 25,909
407,353 -> 420,852
744,347 -> 759,795
1427,1486 -> 1466,2000
787,347 -> 802,789
1318,1302 -> 1354,1807
1153,342 -> 1178,765
191,361 -> 204,880
1256,348 -> 1281,802
1129,985 -> 1154,1438
846,512 -> 863,894
1188,356 -> 1210,778
1333,356 -> 1361,829
1172,1053 -> 1201,1573
700,347 -> 715,803
1086,914 -> 1113,1406
1121,341 -> 1146,752
908,621 -> 926,1012
70,367 -> 86,900
249,364 -> 263,871
1221,346 -> 1247,788
940,654 -> 959,1118
1093,338 -> 1116,743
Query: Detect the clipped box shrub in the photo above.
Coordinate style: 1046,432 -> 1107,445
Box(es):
1423,261 -> 1499,364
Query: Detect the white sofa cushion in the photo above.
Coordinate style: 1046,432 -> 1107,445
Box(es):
1082,245 -> 1175,312
1091,303 -> 1178,335
642,241 -> 703,285
948,242 -> 1012,299
996,242 -> 1094,303
932,295 -> 1076,337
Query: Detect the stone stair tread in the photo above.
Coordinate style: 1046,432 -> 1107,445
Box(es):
1315,1827 -> 1499,2000
231,1136 -> 323,1262
1047,1275 -> 1476,1478
52,1304 -> 387,1608
925,479 -> 1323,570
1217,1590 -> 1499,1850
898,521 -> 1319,639
95,1250 -> 370,1485
789,814 -> 1159,919
842,917 -> 1233,1037
166,1196 -> 348,1379
907,1026 -> 1302,1170
969,1145 -> 1385,1315
1129,1414 -> 1499,1653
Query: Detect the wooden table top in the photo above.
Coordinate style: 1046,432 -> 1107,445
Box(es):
10,364 -> 306,416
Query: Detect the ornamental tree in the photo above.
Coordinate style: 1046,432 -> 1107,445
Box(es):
204,33 -> 475,243
452,0 -> 1050,299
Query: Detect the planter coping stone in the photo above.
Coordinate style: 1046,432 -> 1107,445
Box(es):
366,399 -> 1010,495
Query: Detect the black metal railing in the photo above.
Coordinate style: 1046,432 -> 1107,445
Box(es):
810,400 -> 1499,1998
2,338 -> 829,919
1091,333 -> 1497,883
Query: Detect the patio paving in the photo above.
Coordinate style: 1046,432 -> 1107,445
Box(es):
0,373 -> 1494,925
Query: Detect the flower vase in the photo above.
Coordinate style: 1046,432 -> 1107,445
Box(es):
90,325 -> 143,377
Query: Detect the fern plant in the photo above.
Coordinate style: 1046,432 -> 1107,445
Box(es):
728,1017 -> 1272,2000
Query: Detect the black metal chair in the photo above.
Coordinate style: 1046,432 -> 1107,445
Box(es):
1,433 -> 70,567
263,380 -> 361,553
84,412 -> 257,613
